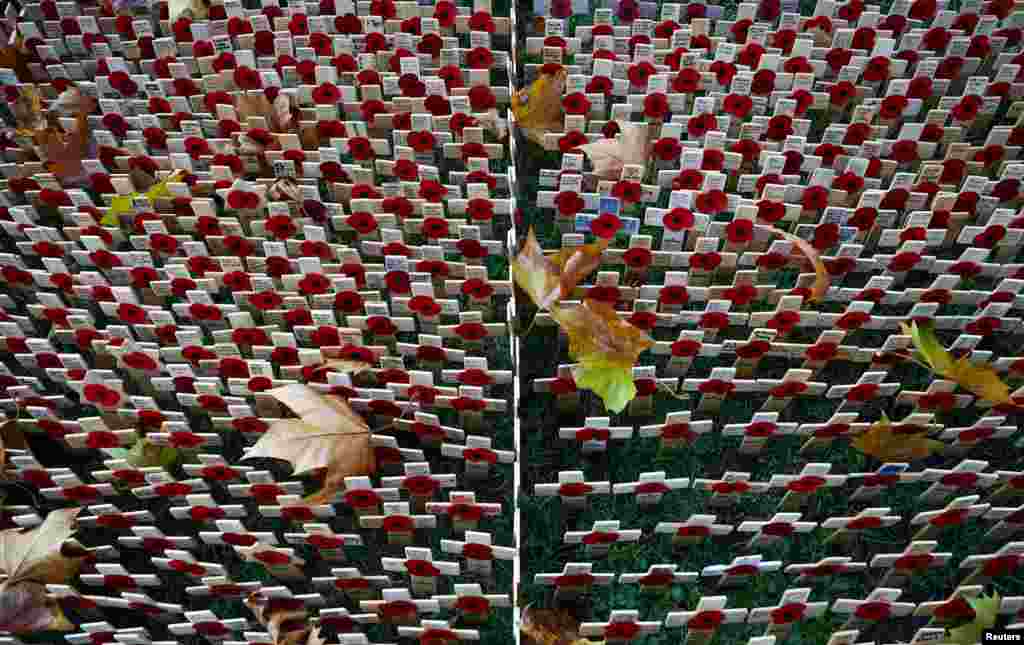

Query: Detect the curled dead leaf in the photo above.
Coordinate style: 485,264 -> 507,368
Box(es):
511,228 -> 609,310
773,229 -> 830,302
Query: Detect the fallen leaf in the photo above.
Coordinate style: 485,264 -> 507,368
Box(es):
0,582 -> 73,632
511,68 -> 567,145
0,508 -> 85,633
43,90 -> 91,181
521,605 -> 585,645
774,229 -> 830,302
903,321 -> 955,375
511,228 -> 609,310
946,357 -> 1013,404
0,419 -> 28,479
573,359 -> 636,415
478,107 -> 508,140
11,85 -> 44,132
245,592 -> 309,645
948,591 -> 1000,645
851,414 -> 944,462
126,437 -> 179,468
550,299 -> 653,413
237,92 -> 294,134
0,39 -> 32,83
903,322 -> 1013,404
243,384 -> 375,504
268,177 -> 302,203
576,122 -> 651,180
306,626 -> 326,645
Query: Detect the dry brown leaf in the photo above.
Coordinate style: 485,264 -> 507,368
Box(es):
576,123 -> 650,180
511,69 -> 566,145
243,384 -> 375,504
0,419 -> 28,480
511,228 -> 609,310
0,40 -> 32,83
851,415 -> 944,462
245,592 -> 309,645
0,508 -> 85,633
522,605 -> 599,645
774,229 -> 830,302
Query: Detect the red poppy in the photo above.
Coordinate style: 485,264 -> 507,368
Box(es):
689,611 -> 725,631
975,145 -> 1005,167
562,92 -> 591,115
722,94 -> 753,120
751,70 -> 776,96
952,94 -> 984,122
800,186 -> 829,213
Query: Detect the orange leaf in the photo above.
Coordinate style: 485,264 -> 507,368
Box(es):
511,228 -> 608,310
773,229 -> 830,302
851,415 -> 943,462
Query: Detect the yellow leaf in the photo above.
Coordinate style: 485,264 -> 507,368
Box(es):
573,360 -> 636,414
851,415 -> 944,462
904,322 -> 1013,404
948,592 -> 1000,645
551,299 -> 653,412
946,357 -> 1012,404
511,228 -> 608,310
576,123 -> 651,180
243,384 -> 375,504
773,229 -> 830,302
512,68 -> 567,145
101,171 -> 183,227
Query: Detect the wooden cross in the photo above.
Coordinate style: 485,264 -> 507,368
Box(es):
613,471 -> 690,508
911,495 -> 991,540
917,459 -> 1001,504
831,588 -> 916,630
746,588 -> 828,640
722,412 -> 799,455
433,583 -> 511,625
768,463 -> 847,511
664,596 -> 749,645
737,513 -> 817,551
579,610 -> 662,644
618,564 -> 698,593
703,555 -> 783,589
565,520 -> 642,558
533,470 -> 611,511
785,557 -> 867,585
380,547 -> 460,597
